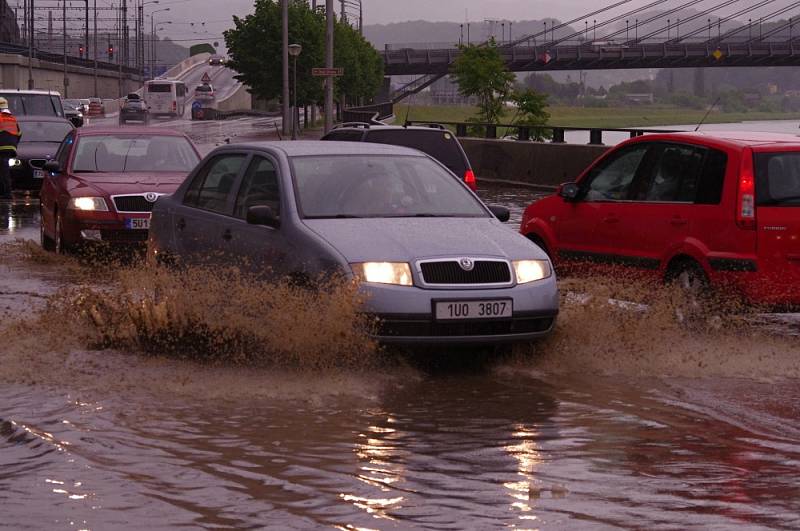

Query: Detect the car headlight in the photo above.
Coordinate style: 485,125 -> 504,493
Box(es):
513,259 -> 552,284
351,262 -> 413,286
68,197 -> 109,211
7,158 -> 20,167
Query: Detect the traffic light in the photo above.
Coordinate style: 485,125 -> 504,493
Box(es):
108,44 -> 114,61
79,46 -> 84,58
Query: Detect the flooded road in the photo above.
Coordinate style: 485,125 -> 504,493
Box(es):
2,164 -> 800,528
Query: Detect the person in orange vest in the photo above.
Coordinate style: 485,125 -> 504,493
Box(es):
0,97 -> 22,199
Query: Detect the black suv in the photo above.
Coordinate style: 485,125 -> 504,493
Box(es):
321,123 -> 477,190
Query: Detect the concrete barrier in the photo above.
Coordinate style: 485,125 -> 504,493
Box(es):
216,83 -> 251,113
459,138 -> 609,188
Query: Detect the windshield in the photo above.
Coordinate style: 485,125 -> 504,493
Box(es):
18,120 -> 72,142
72,135 -> 199,173
147,83 -> 173,93
2,94 -> 63,116
292,155 -> 488,219
755,152 -> 800,205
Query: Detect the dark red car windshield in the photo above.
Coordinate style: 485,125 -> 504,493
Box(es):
72,135 -> 199,173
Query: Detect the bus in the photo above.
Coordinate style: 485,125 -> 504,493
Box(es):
144,79 -> 188,117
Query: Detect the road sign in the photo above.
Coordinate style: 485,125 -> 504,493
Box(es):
201,72 -> 212,83
312,67 -> 344,77
712,49 -> 723,61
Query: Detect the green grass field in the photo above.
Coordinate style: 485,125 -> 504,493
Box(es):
394,104 -> 800,130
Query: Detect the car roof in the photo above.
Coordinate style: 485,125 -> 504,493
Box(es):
331,125 -> 451,133
0,89 -> 61,96
631,131 -> 800,150
227,140 -> 427,157
76,126 -> 187,137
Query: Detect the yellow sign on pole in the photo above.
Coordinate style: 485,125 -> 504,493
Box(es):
712,49 -> 723,61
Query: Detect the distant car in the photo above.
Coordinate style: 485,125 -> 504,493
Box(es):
0,89 -> 65,118
10,116 -> 74,191
321,123 -> 477,191
119,98 -> 149,125
62,99 -> 85,128
194,83 -> 215,101
39,127 -> 201,252
520,131 -> 800,307
208,55 -> 225,66
78,99 -> 90,113
148,141 -> 558,345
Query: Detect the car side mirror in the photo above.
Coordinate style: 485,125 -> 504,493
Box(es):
559,182 -> 580,202
246,205 -> 280,229
489,205 -> 510,222
43,160 -> 61,173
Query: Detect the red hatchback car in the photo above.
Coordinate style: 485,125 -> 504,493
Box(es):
39,127 -> 201,252
520,132 -> 800,306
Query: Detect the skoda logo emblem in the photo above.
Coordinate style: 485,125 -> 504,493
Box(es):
459,258 -> 474,271
145,192 -> 159,203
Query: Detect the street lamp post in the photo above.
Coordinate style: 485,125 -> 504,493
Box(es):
63,0 -> 68,97
282,0 -> 290,136
289,43 -> 302,140
150,7 -> 170,79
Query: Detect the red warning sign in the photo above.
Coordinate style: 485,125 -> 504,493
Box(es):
201,72 -> 212,83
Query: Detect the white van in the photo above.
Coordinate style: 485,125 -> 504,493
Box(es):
144,80 -> 187,117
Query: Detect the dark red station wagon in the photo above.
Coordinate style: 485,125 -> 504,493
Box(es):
520,132 -> 800,306
39,127 -> 201,252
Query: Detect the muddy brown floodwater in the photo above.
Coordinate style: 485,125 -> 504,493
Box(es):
2,181 -> 800,530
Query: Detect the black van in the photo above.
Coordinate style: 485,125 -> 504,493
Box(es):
321,124 -> 477,190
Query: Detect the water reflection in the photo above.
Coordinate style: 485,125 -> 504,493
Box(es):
0,193 -> 40,243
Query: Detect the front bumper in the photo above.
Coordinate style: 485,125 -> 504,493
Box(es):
65,210 -> 150,246
361,276 -> 559,344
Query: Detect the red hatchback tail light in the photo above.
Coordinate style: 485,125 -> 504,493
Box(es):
464,169 -> 477,191
737,148 -> 756,230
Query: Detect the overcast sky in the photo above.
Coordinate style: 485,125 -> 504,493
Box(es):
73,0 -> 800,45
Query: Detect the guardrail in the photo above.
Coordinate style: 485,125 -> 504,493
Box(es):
342,101 -> 395,123
404,120 -> 682,145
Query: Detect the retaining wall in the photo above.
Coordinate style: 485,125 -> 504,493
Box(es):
460,138 -> 609,188
0,53 -> 140,99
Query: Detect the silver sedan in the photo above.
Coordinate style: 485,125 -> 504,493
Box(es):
148,141 -> 558,344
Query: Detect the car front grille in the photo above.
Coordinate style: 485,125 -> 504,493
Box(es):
112,195 -> 157,213
420,260 -> 511,285
100,229 -> 149,243
28,159 -> 46,169
377,316 -> 555,338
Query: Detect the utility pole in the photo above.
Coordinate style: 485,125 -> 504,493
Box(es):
325,0 -> 334,133
311,0 -> 317,128
63,0 -> 68,97
282,0 -> 290,136
93,0 -> 98,96
28,0 -> 34,89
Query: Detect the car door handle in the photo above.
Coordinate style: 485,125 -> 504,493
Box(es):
670,217 -> 688,226
222,229 -> 232,242
176,218 -> 186,231
603,215 -> 619,224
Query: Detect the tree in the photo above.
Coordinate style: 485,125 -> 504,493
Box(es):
510,88 -> 550,140
451,41 -> 515,125
334,21 -> 384,107
224,0 -> 325,106
223,1 -> 383,109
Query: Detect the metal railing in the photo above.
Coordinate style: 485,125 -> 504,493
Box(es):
404,120 -> 681,145
342,101 -> 395,124
0,41 -> 140,75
